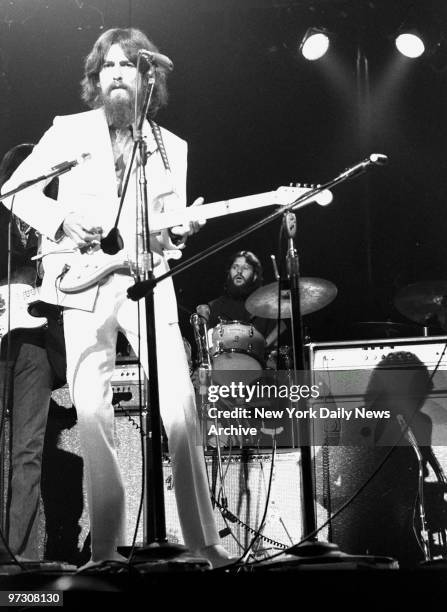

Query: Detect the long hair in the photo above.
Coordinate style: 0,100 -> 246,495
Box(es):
0,143 -> 34,190
81,27 -> 169,117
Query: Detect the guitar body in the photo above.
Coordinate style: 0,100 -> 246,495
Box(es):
0,283 -> 47,336
58,251 -> 132,293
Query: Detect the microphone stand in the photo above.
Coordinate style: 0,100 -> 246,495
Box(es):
124,153 -> 388,562
1,157 -> 89,202
282,213 -> 316,538
131,72 -> 172,555
278,211 -> 339,558
141,154 -> 388,291
100,63 -> 185,558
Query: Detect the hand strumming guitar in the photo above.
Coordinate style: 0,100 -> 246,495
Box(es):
61,212 -> 103,248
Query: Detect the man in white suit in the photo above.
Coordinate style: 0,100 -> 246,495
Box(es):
2,27 -> 230,568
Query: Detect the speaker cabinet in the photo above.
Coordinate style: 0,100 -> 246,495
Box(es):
40,401 -> 307,560
308,336 -> 447,567
40,403 -> 145,563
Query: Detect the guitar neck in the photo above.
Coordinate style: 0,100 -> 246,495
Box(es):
149,189 -> 304,234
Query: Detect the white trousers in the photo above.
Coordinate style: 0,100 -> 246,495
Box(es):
63,274 -> 219,560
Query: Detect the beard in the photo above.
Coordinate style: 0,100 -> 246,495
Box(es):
101,85 -> 136,129
225,274 -> 258,299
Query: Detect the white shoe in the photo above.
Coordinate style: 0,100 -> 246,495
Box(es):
76,552 -> 128,573
198,544 -> 237,569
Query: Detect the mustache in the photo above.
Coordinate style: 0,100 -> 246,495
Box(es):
107,83 -> 132,94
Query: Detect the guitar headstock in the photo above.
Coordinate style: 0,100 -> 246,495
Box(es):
276,184 -> 333,207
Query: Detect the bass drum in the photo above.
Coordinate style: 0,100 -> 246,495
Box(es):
209,320 -> 265,385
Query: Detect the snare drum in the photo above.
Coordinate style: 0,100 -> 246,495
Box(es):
210,320 -> 265,378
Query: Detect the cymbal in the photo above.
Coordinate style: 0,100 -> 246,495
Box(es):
394,281 -> 447,325
245,278 -> 337,319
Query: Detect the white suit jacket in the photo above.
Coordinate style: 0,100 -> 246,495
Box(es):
2,108 -> 187,323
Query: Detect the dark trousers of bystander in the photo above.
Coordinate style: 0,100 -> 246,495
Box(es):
1,336 -> 53,560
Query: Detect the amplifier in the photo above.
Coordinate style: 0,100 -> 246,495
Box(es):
308,335 -> 447,443
40,404 -> 307,560
308,335 -> 447,566
51,363 -> 145,408
309,335 -> 447,372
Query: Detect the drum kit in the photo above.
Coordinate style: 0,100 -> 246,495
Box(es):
198,278 -> 447,374
206,277 -> 337,375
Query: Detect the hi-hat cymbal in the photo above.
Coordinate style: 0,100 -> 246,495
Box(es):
394,281 -> 447,326
245,278 -> 337,319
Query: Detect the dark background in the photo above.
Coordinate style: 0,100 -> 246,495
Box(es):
1,0 -> 447,344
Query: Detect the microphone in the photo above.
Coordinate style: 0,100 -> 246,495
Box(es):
51,152 -> 91,173
196,304 -> 210,322
370,153 -> 388,166
339,153 -> 388,180
138,49 -> 174,72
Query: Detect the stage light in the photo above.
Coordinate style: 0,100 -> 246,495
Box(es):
394,6 -> 432,59
395,31 -> 425,58
300,28 -> 330,61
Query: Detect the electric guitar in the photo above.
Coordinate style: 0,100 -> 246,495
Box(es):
0,283 -> 47,337
56,185 -> 333,294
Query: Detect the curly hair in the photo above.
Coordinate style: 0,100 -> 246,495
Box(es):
80,27 -> 169,117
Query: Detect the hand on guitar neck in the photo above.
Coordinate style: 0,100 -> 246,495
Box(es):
164,196 -> 206,248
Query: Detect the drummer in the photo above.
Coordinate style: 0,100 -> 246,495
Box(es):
203,251 -> 284,447
207,250 -> 284,349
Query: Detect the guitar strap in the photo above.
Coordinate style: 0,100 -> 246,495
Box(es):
149,120 -> 185,246
149,119 -> 171,173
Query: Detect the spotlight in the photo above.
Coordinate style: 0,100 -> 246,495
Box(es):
395,31 -> 425,58
300,28 -> 330,61
394,7 -> 433,59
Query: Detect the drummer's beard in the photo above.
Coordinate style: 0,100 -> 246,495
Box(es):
225,274 -> 258,299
